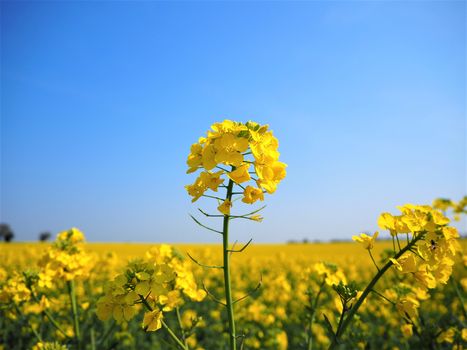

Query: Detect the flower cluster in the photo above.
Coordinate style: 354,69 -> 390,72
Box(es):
96,245 -> 205,332
312,262 -> 347,287
39,228 -> 92,281
0,272 -> 31,304
378,204 -> 461,318
185,120 -> 286,214
0,228 -> 92,306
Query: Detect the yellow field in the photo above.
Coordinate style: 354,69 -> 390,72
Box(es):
1,237 -> 465,350
1,240 -> 413,264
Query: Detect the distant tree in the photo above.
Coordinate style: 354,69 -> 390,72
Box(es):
0,223 -> 14,243
39,231 -> 51,242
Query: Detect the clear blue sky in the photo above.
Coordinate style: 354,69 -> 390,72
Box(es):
1,1 -> 465,242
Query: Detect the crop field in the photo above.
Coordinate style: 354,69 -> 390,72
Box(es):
1,237 -> 465,350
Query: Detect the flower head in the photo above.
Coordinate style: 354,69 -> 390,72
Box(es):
352,232 -> 378,250
185,120 -> 286,208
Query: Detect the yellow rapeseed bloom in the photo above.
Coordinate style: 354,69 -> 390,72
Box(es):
227,164 -> 251,184
242,186 -> 264,204
352,232 -> 378,250
142,308 -> 163,332
217,199 -> 232,215
185,119 -> 286,204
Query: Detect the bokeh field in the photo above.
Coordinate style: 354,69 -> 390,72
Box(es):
1,239 -> 465,349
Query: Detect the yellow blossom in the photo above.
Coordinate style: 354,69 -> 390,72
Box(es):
142,308 -> 163,332
352,232 -> 378,250
401,324 -> 413,338
217,199 -> 232,215
242,186 -> 264,204
228,164 -> 251,184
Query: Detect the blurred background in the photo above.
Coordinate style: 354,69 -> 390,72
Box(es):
1,1 -> 465,242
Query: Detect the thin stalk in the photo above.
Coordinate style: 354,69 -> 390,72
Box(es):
29,289 -> 69,339
202,194 -> 225,201
14,304 -> 42,342
67,280 -> 81,350
176,307 -> 189,349
368,250 -> 380,272
307,279 -> 326,350
96,320 -> 116,348
370,289 -> 396,305
335,306 -> 346,341
139,296 -> 187,350
396,234 -> 402,251
223,178 -> 236,350
91,328 -> 96,350
162,320 -> 188,350
451,278 -> 467,319
329,234 -> 423,349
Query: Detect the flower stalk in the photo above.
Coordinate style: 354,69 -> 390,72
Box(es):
223,178 -> 236,350
67,280 -> 81,350
306,278 -> 326,350
329,234 -> 423,349
139,296 -> 188,350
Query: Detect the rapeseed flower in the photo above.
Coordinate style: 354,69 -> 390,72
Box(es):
352,232 -> 378,250
185,120 -> 286,214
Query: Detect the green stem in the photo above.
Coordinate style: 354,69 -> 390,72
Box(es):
14,303 -> 42,342
329,234 -> 423,349
176,307 -> 189,349
29,289 -> 69,339
451,278 -> 467,319
139,296 -> 187,350
396,234 -> 402,251
307,279 -> 326,350
370,289 -> 396,305
96,320 -> 115,348
223,178 -> 236,350
202,194 -> 225,201
368,249 -> 380,272
335,305 -> 346,340
162,320 -> 188,350
91,328 -> 96,350
67,280 -> 81,350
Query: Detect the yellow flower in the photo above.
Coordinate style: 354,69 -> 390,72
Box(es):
214,133 -> 248,167
186,143 -> 203,173
313,262 -> 347,286
227,164 -> 251,184
199,171 -> 224,191
217,199 -> 232,215
186,120 -> 286,209
396,297 -> 419,319
185,180 -> 206,203
401,324 -> 413,338
377,213 -> 397,236
352,232 -> 378,250
242,186 -> 264,204
142,308 -> 163,332
159,290 -> 182,311
57,227 -> 85,243
437,327 -> 455,343
201,144 -> 217,170
413,267 -> 437,289
249,215 -> 263,222
390,254 -> 418,274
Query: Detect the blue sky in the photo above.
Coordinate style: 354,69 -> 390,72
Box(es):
1,1 -> 465,242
